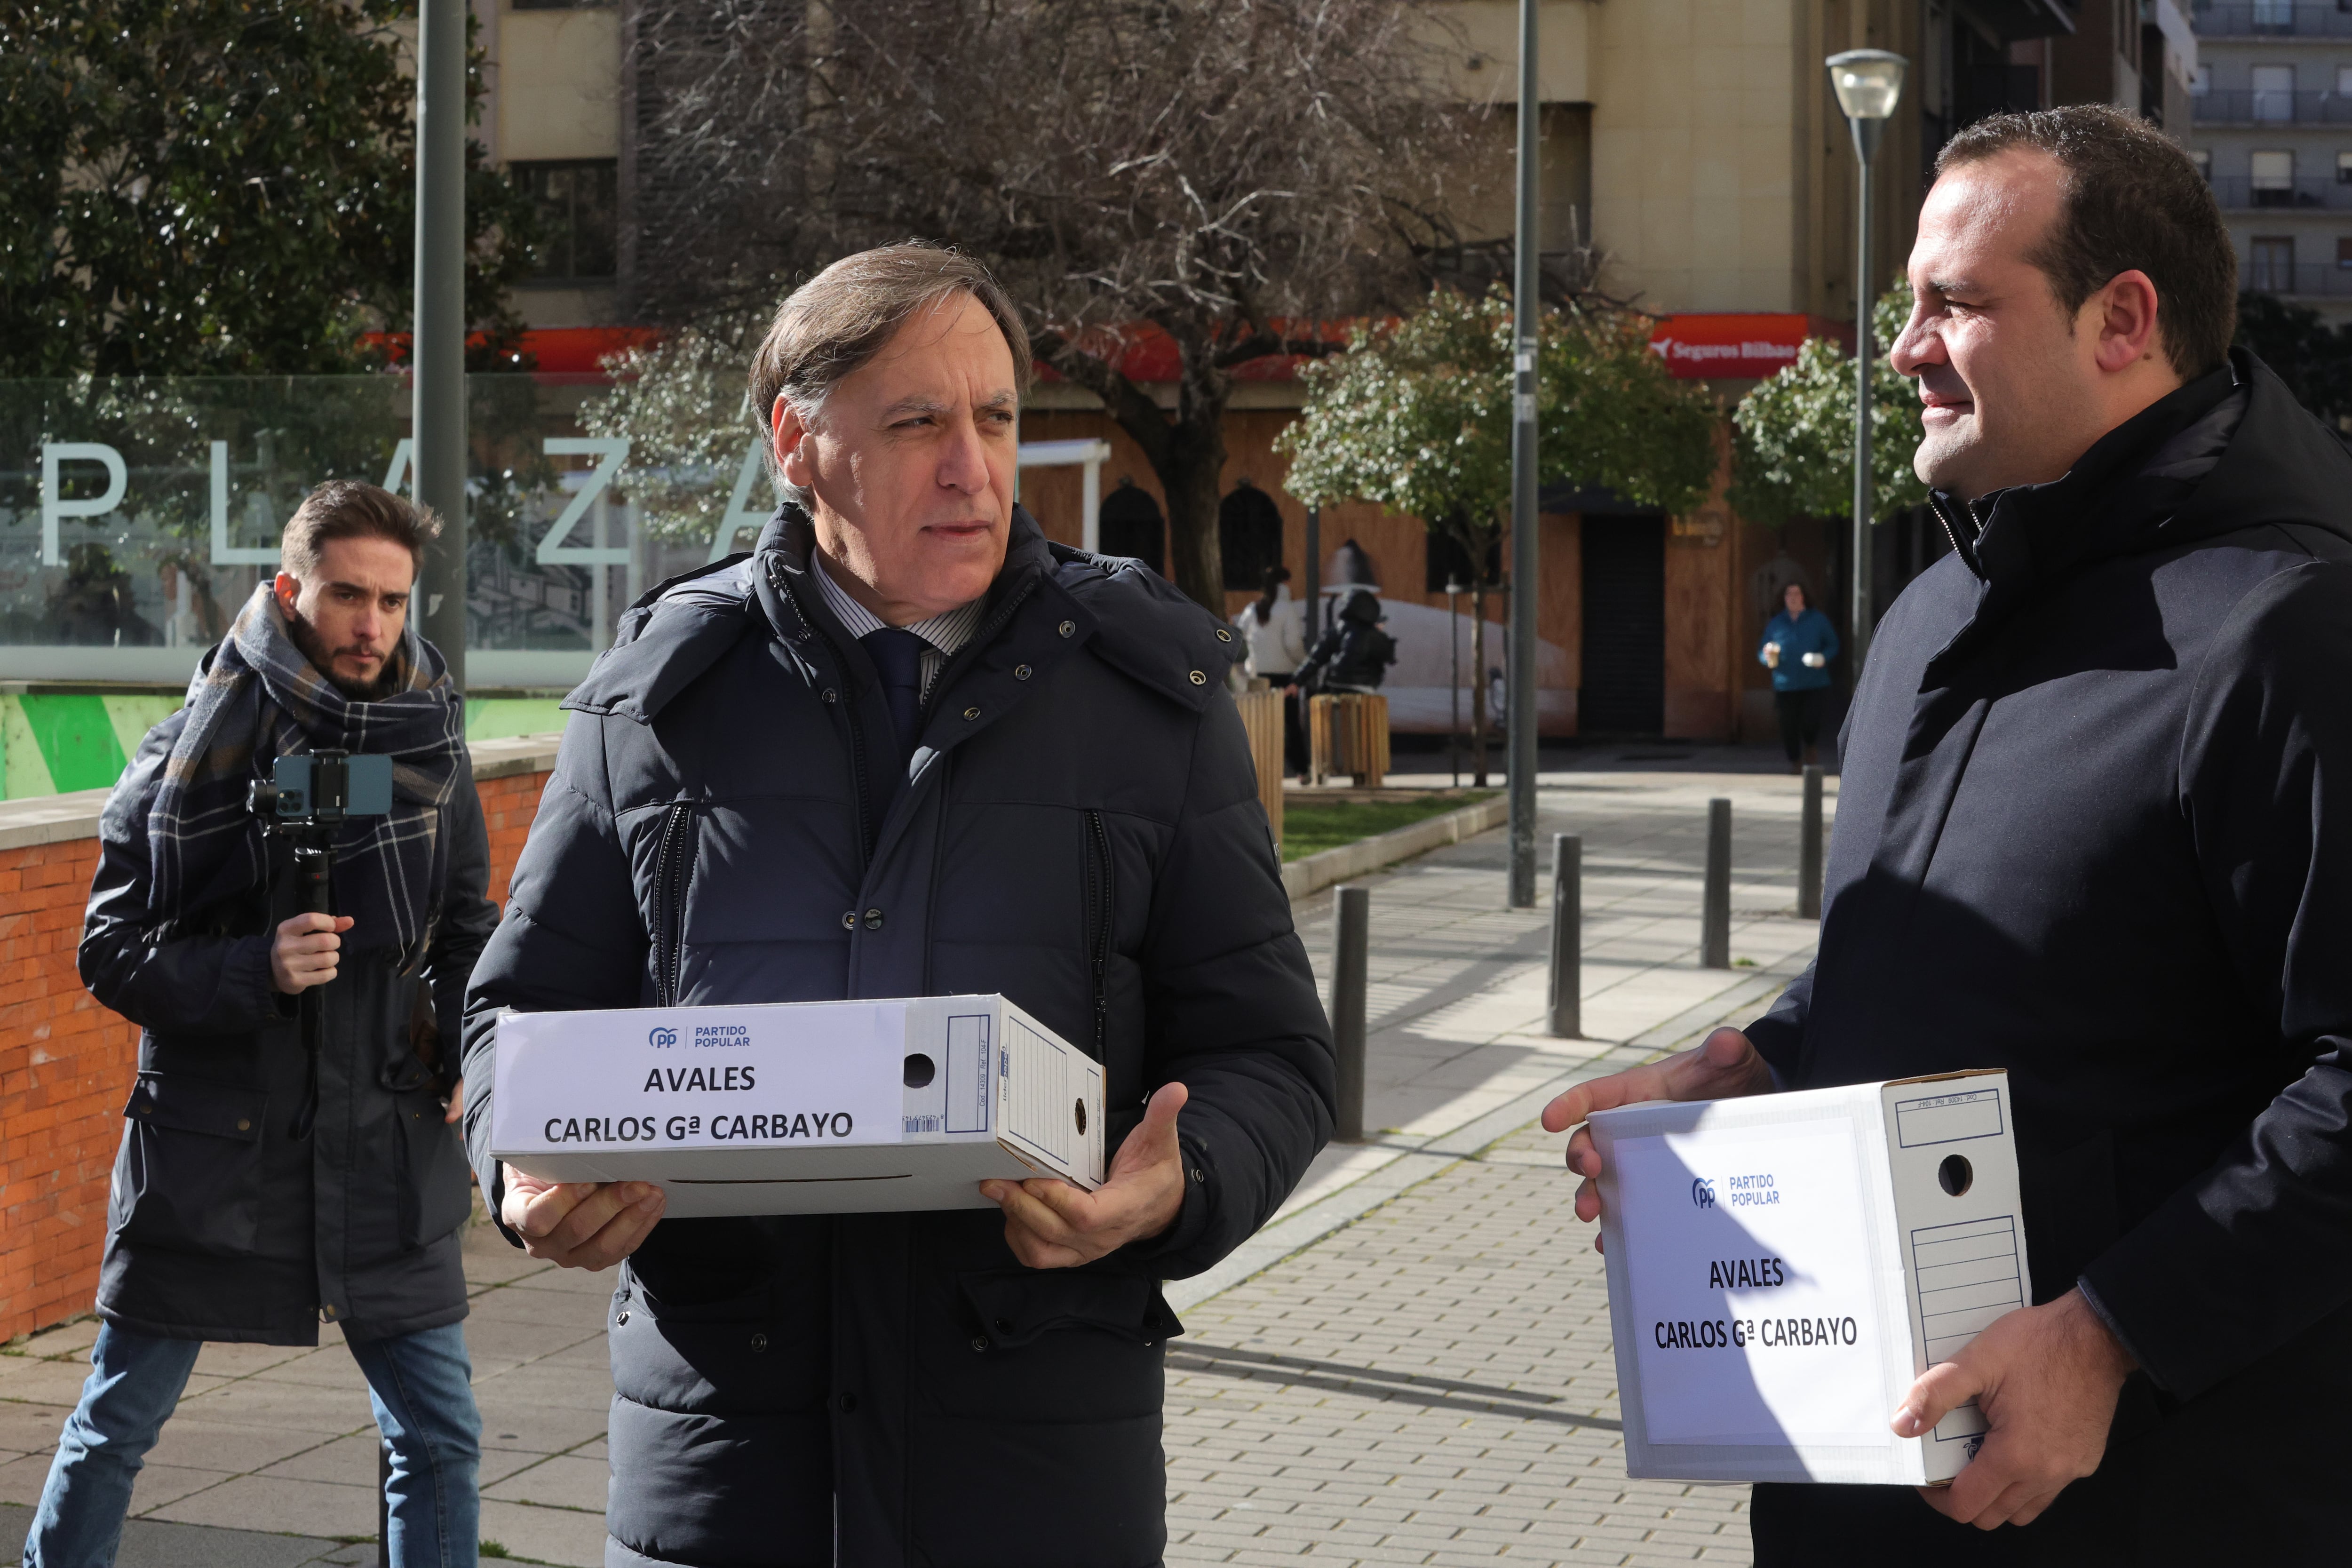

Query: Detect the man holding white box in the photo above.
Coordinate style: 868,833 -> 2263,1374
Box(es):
459,243 -> 1333,1568
1548,109 -> 2352,1561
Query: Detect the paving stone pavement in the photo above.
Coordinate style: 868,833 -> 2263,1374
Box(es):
0,753 -> 1822,1566
1160,760 -> 1830,1565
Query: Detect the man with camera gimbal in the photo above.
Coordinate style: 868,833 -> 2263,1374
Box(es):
26,482 -> 498,1568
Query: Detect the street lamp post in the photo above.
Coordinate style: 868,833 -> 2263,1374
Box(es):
1506,0 -> 1542,909
414,0 -> 469,688
1825,48 -> 1906,677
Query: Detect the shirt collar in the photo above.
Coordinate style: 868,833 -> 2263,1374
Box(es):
808,552 -> 984,656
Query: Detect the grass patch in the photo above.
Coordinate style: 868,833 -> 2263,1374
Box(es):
1279,793 -> 1495,862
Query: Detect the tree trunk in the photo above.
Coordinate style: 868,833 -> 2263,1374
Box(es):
1158,402 -> 1228,613
1030,327 -> 1229,615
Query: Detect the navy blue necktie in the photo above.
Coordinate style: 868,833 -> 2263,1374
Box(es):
862,626 -> 927,762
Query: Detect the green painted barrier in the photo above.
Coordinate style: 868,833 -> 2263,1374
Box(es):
0,693 -> 568,801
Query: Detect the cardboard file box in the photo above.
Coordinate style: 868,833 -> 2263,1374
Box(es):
1589,1071 -> 2029,1485
490,995 -> 1104,1218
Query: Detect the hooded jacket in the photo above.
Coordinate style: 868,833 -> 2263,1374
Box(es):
1744,353 -> 2352,1561
460,505 -> 1334,1568
1295,589 -> 1397,693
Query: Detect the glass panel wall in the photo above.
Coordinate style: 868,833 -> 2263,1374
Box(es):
0,374 -> 763,690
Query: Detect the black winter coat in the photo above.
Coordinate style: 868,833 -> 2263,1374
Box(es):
1744,354 -> 2352,1563
79,706 -> 494,1345
460,506 -> 1335,1568
1295,591 -> 1396,693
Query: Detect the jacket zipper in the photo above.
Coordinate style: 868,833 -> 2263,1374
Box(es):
1084,809 -> 1112,1058
652,801 -> 694,1007
771,559 -> 874,860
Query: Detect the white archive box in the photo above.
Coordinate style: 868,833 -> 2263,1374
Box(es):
1589,1070 -> 2030,1485
489,994 -> 1105,1218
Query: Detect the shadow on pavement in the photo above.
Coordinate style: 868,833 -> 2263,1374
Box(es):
0,1500 -> 368,1568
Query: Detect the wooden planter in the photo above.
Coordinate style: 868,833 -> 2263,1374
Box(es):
1308,692 -> 1389,787
1235,685 -> 1286,844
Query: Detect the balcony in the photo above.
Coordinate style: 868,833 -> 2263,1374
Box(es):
2208,175 -> 2352,207
2193,1 -> 2352,36
2242,259 -> 2352,294
2193,88 -> 2352,123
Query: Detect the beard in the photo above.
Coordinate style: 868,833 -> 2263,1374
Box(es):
286,610 -> 398,700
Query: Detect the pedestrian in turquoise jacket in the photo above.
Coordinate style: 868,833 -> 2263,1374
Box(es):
1757,582 -> 1839,769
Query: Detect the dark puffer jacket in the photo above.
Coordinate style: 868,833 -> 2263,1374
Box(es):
1744,354 -> 2352,1562
79,708 -> 493,1345
461,505 -> 1335,1568
1295,588 -> 1397,693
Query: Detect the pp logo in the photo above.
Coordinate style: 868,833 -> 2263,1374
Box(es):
648,1026 -> 679,1048
1691,1178 -> 1716,1210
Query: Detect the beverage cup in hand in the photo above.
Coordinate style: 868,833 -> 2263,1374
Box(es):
1537,1027 -> 1778,1247
1801,651 -> 1826,669
1763,641 -> 1781,669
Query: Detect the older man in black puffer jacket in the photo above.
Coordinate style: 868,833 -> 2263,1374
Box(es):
460,244 -> 1335,1568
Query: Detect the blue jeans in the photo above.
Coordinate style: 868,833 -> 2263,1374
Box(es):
24,1320 -> 481,1568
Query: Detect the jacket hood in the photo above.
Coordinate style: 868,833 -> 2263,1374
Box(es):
562,503 -> 1241,724
1335,589 -> 1382,627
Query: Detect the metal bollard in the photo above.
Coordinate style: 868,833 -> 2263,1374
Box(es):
1799,764 -> 1824,920
1330,885 -> 1370,1142
1548,834 -> 1581,1038
1702,798 -> 1732,970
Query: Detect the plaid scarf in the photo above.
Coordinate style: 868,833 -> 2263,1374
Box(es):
119,582 -> 468,966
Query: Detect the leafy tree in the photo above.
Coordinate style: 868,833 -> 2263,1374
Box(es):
1277,285 -> 1719,781
0,0 -> 537,376
2234,290 -> 2352,423
577,322 -> 763,549
615,0 -> 1501,613
1729,285 -> 1925,527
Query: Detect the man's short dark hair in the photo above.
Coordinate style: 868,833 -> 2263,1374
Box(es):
747,242 -> 1033,455
1937,105 -> 2237,379
280,480 -> 441,580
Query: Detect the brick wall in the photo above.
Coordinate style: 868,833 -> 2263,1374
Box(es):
0,835 -> 132,1343
0,761 -> 555,1345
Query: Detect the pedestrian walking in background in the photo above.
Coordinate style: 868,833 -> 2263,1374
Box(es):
460,244 -> 1334,1568
1757,580 -> 1839,771
1547,105 -> 2352,1562
1295,585 -> 1398,695
1233,565 -> 1309,775
33,483 -> 494,1568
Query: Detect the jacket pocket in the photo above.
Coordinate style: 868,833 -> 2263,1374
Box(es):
928,1269 -> 1178,1423
109,1071 -> 268,1258
392,1090 -> 475,1250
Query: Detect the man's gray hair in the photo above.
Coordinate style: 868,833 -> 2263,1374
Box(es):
748,242 -> 1033,509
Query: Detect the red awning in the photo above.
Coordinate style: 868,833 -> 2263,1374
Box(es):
360,327 -> 666,378
1646,314 -> 1851,380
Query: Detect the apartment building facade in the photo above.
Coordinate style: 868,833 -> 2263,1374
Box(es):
2187,0 -> 2352,316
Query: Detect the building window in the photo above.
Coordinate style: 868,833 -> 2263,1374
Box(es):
1217,480 -> 1285,590
2252,65 -> 2296,123
2339,66 -> 2352,95
2250,236 -> 2297,291
2192,65 -> 2211,96
1097,479 -> 1165,574
510,159 -> 618,282
2337,152 -> 2352,183
2339,238 -> 2352,269
2252,150 -> 2297,205
2191,149 -> 2212,180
